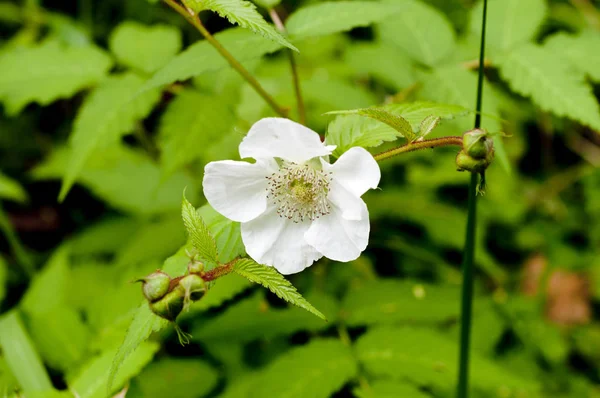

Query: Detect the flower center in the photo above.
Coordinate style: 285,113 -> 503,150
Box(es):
266,161 -> 331,223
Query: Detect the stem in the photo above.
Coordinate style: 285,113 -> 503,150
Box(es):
373,136 -> 463,162
162,0 -> 288,117
269,8 -> 306,124
457,0 -> 487,397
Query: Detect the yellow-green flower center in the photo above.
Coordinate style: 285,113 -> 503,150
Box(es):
267,161 -> 331,223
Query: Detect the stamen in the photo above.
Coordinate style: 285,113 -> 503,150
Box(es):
266,161 -> 332,223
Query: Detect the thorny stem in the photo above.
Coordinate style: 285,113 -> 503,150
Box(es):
162,0 -> 288,117
269,8 -> 306,124
373,136 -> 463,162
457,0 -> 487,396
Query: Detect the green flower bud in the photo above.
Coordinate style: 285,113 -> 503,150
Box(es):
455,149 -> 494,173
138,271 -> 171,303
462,129 -> 494,160
149,285 -> 185,322
188,260 -> 204,274
179,274 -> 207,311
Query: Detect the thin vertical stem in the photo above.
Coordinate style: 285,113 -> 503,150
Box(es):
162,0 -> 288,117
457,0 -> 487,397
269,8 -> 306,124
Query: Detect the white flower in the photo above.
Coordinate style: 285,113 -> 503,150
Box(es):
202,118 -> 381,274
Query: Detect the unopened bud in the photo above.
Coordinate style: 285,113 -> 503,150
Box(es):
462,129 -> 494,160
149,285 -> 185,322
179,274 -> 207,311
455,150 -> 494,173
138,271 -> 171,302
188,260 -> 204,274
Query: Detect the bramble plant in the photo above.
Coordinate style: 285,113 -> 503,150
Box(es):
0,0 -> 599,398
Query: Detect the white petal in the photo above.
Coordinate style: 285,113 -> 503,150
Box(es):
241,206 -> 322,274
203,159 -> 275,223
323,146 -> 381,197
328,180 -> 365,221
239,118 -> 336,163
305,201 -> 370,262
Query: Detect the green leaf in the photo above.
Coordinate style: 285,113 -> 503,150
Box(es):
59,73 -> 161,201
470,0 -> 547,55
326,115 -> 401,158
0,172 -> 27,203
183,0 -> 297,51
355,327 -> 540,395
225,339 -> 357,398
182,194 -> 219,264
158,90 -> 235,175
25,307 -> 90,373
383,101 -> 470,132
184,273 -> 250,313
198,204 -> 246,263
327,108 -> 415,141
252,0 -> 280,9
0,41 -> 112,115
233,258 -> 326,320
286,1 -> 405,40
34,144 -> 200,216
109,21 -> 182,74
0,311 -> 53,393
342,280 -> 459,326
498,44 -> 600,131
544,31 -> 600,83
70,342 -> 158,398
142,27 -> 284,91
418,115 -> 441,139
192,290 -> 337,342
0,256 -> 6,305
128,358 -> 219,398
354,379 -> 429,398
378,0 -> 456,67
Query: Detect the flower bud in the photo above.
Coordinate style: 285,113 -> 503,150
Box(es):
138,271 -> 171,303
188,260 -> 204,274
149,285 -> 185,322
462,129 -> 494,160
179,274 -> 207,311
455,149 -> 494,173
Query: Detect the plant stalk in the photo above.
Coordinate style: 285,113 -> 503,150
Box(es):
373,136 -> 463,162
162,0 -> 288,117
269,8 -> 306,124
457,0 -> 487,397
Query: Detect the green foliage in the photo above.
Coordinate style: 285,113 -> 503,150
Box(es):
142,27 -> 283,91
182,193 -> 218,264
183,0 -> 297,51
327,108 -> 414,140
470,0 -> 547,55
498,44 -> 600,131
233,258 -> 326,320
354,379 -> 430,398
285,1 -> 405,40
355,327 -> 540,396
544,31 -> 600,82
59,73 -> 161,201
0,311 -> 53,393
0,41 -> 112,115
0,172 -> 27,202
109,21 -> 182,74
378,0 -> 456,67
158,89 -> 236,176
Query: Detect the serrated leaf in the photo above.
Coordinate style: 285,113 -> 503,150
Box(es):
0,311 -> 53,393
384,101 -> 470,131
355,327 -> 540,395
225,339 -> 357,398
544,31 -> 600,83
0,171 -> 27,203
142,27 -> 283,91
327,108 -> 415,141
342,279 -> 459,326
498,44 -> 600,132
182,194 -> 219,264
158,90 -> 235,175
326,115 -> 401,158
198,204 -> 246,263
109,21 -> 182,74
0,41 -> 112,115
34,145 -> 200,216
183,0 -> 296,51
192,291 -> 336,342
59,73 -> 161,201
378,0 -> 456,67
418,115 -> 441,139
70,342 -> 158,398
233,258 -> 326,320
470,0 -> 547,55
128,358 -> 219,398
286,1 -> 405,40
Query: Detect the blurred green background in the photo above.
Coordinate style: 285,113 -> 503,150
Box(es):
0,0 -> 599,397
